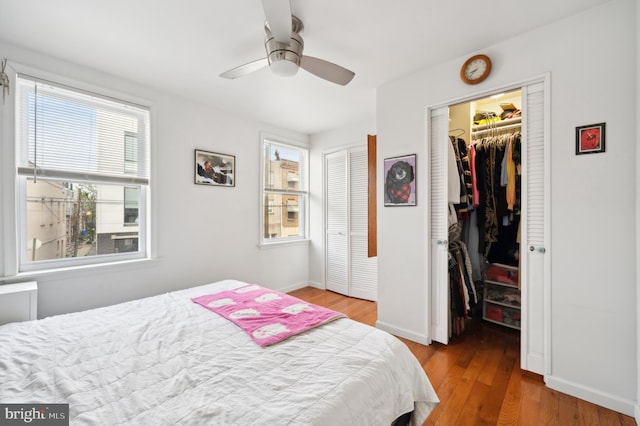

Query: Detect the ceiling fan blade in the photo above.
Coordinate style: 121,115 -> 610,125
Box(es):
300,56 -> 355,86
220,58 -> 269,79
262,0 -> 292,43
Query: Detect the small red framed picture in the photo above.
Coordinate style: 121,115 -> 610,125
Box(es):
575,122 -> 605,155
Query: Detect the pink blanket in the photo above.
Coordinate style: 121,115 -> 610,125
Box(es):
192,284 -> 346,347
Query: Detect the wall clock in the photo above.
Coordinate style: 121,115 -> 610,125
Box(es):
460,54 -> 492,85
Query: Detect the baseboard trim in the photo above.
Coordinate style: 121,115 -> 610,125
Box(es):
307,281 -> 325,290
635,403 -> 639,424
545,375 -> 636,417
280,281 -> 313,293
376,320 -> 429,345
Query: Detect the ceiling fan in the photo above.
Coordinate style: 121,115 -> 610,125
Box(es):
220,0 -> 355,85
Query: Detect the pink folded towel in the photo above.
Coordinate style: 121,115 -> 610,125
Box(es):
192,284 -> 346,347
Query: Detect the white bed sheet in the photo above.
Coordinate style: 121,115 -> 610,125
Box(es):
0,280 -> 438,425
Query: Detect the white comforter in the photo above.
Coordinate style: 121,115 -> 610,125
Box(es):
0,280 -> 439,425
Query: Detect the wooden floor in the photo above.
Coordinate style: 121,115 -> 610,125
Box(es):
289,286 -> 636,426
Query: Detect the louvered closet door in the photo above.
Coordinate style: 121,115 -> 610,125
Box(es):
325,151 -> 349,296
349,146 -> 377,301
429,106 -> 450,344
520,81 -> 548,375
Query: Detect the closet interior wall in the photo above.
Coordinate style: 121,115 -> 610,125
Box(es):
447,90 -> 522,337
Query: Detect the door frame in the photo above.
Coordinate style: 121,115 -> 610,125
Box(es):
425,73 -> 551,375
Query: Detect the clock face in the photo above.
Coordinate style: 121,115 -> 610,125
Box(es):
460,54 -> 491,84
465,58 -> 487,80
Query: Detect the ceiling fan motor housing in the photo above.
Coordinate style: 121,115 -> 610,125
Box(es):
264,16 -> 304,76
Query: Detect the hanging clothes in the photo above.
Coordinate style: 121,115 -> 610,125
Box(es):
448,223 -> 479,337
447,137 -> 461,204
470,130 -> 522,265
449,136 -> 474,212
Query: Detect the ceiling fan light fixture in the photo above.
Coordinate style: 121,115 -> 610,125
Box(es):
221,13 -> 355,85
270,59 -> 299,77
265,28 -> 304,77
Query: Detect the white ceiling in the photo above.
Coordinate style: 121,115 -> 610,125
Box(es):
0,0 -> 611,134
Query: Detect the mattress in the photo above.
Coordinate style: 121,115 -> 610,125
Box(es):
0,280 -> 439,425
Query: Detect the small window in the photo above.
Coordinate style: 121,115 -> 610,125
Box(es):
15,74 -> 150,271
261,136 -> 308,244
124,187 -> 139,225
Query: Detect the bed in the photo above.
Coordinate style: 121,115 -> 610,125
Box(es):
0,280 -> 439,425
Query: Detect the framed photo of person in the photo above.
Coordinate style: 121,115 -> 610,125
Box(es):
194,149 -> 235,187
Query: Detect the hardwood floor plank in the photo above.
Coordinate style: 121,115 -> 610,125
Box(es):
558,391 -> 580,426
517,376 -> 542,425
495,365 -> 522,425
289,287 -> 636,426
482,350 -> 517,425
576,398 -> 600,426
456,381 -> 494,426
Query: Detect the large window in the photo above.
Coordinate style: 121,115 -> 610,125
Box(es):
261,137 -> 308,244
15,74 -> 151,271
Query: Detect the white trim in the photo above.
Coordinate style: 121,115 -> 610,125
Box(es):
424,74 -> 551,375
542,74 -> 552,376
256,238 -> 309,249
426,73 -> 552,112
545,375 -> 636,417
5,62 -> 152,275
277,281 -> 312,294
258,132 -> 309,247
6,257 -> 156,282
376,320 -> 429,345
0,64 -> 17,278
307,280 -> 325,290
7,60 -> 153,110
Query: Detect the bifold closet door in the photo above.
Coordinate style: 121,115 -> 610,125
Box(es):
325,147 -> 377,301
429,106 -> 450,345
348,147 -> 377,301
520,81 -> 548,375
326,150 -> 349,296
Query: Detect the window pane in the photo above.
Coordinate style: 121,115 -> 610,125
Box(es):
15,74 -> 150,272
263,194 -> 304,239
124,187 -> 139,225
261,138 -> 307,244
263,142 -> 302,190
25,178 -> 140,262
16,76 -> 150,181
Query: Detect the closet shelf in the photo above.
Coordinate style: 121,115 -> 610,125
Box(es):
471,117 -> 522,133
483,262 -> 521,330
485,279 -> 519,289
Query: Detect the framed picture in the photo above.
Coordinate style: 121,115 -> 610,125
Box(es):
384,154 -> 416,206
575,122 -> 605,155
194,149 -> 235,186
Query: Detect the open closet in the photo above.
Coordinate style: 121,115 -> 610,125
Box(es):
430,80 -> 548,374
446,90 -> 523,337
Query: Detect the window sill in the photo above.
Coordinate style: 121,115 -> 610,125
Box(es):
257,239 -> 310,250
3,257 -> 157,283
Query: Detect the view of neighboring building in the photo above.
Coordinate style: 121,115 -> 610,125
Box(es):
24,180 -> 70,261
21,78 -> 144,264
263,151 -> 301,239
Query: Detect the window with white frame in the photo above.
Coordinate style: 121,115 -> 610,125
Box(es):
15,74 -> 151,271
261,137 -> 308,244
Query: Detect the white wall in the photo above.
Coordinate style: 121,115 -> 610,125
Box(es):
636,0 -> 640,421
377,0 -> 637,415
0,41 -> 310,318
308,119 -> 376,287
